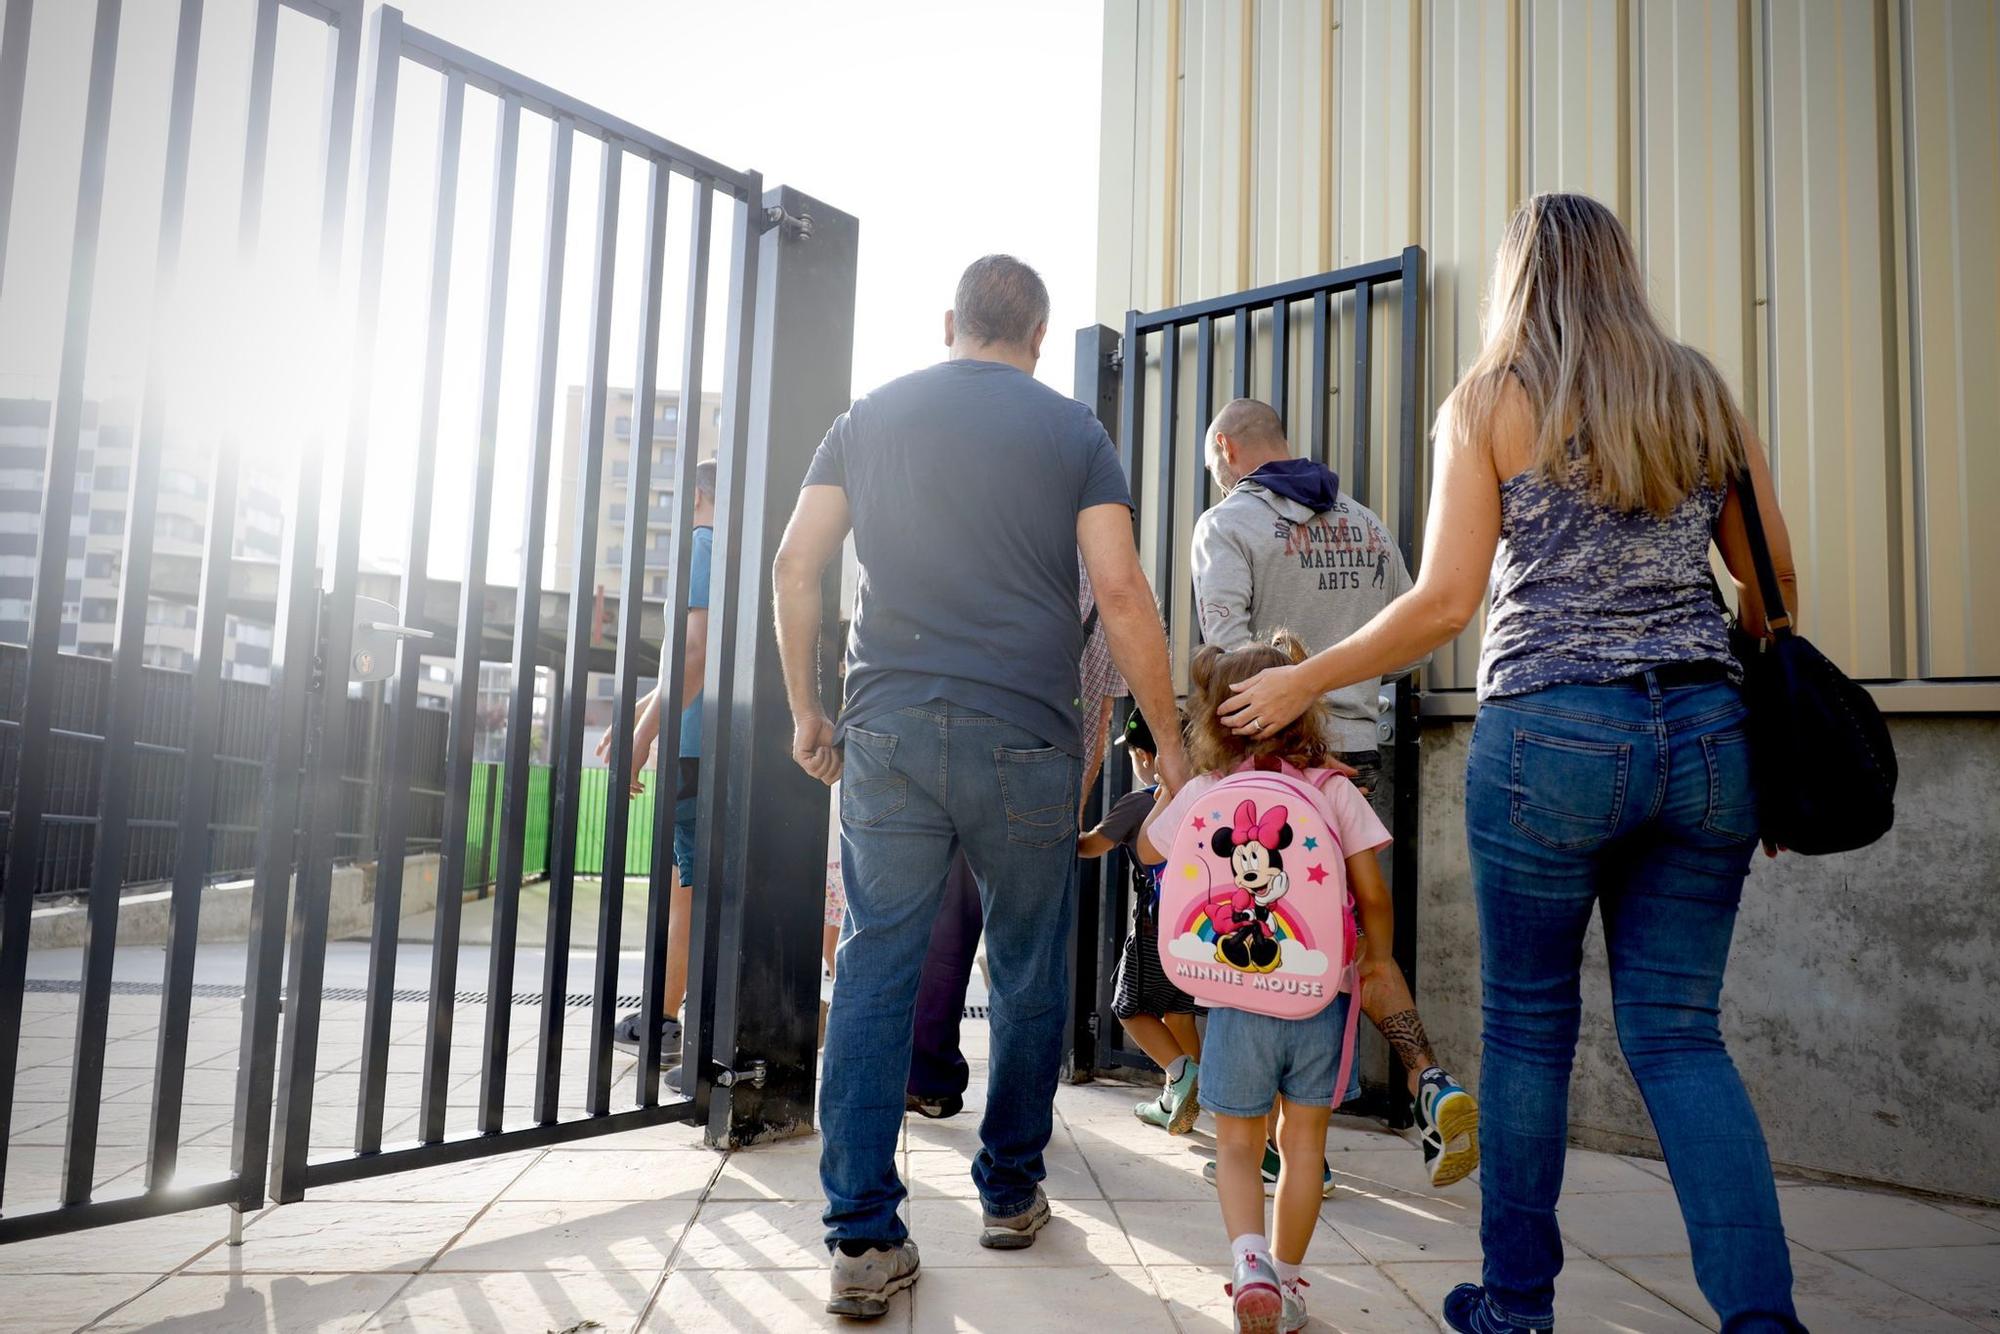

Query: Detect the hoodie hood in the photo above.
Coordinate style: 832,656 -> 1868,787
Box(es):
1238,458 -> 1341,518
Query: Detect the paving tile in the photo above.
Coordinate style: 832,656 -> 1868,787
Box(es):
709,1138 -> 826,1201
1383,1258 -> 1709,1332
1612,1243 -> 1980,1332
0,1205 -> 240,1274
1832,1244 -> 2000,1328
1559,1188 -> 1696,1257
567,1117 -> 711,1150
1778,1185 -> 2000,1252
1322,1188 -> 1532,1265
1563,1148 -> 1673,1193
304,1150 -> 539,1203
905,1141 -> 1102,1200
503,1147 -> 719,1201
0,1272 -> 163,1333
366,1268 -> 658,1332
1152,1261 -> 1436,1332
911,1264 -> 1174,1332
1939,1203 -> 2000,1234
644,1266 -> 907,1332
3,1142 -> 147,1204
907,1196 -> 1141,1268
186,1201 -> 481,1273
430,1197 -> 695,1272
1116,1198 -> 1364,1267
84,1272 -> 408,1333
902,1107 -> 991,1151
677,1198 -> 832,1270
9,1064 -> 153,1103
1075,1144 -> 1219,1201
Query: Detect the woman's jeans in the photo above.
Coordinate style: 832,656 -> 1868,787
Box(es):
1466,676 -> 1802,1332
821,705 -> 1080,1248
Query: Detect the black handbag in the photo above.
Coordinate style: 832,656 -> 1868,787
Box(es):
1724,472 -> 1897,854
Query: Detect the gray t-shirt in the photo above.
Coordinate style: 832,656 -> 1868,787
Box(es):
803,359 -> 1133,755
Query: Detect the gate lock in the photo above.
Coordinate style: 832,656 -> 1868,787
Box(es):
349,594 -> 436,683
713,1058 -> 768,1091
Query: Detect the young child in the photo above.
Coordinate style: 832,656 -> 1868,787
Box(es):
1079,710 -> 1202,1134
1137,632 -> 1394,1334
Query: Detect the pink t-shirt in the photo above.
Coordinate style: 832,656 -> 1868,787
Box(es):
1153,767 -> 1390,863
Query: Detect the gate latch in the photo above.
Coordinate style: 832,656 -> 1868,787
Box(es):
713,1058 -> 768,1090
349,594 -> 436,683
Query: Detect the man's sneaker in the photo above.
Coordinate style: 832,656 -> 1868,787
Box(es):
1225,1250 -> 1284,1334
1202,1142 -> 1333,1197
1416,1067 -> 1480,1187
826,1239 -> 920,1319
1280,1276 -> 1310,1333
1442,1283 -> 1552,1333
905,1091 -> 963,1120
978,1186 -> 1051,1250
611,1012 -> 682,1058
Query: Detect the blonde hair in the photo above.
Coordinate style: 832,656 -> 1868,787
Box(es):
1185,630 -> 1334,776
1445,192 -> 1749,515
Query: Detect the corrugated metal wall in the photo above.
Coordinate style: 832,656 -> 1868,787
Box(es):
1097,0 -> 1998,691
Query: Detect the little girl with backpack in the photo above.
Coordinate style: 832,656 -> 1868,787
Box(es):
1137,631 -> 1398,1334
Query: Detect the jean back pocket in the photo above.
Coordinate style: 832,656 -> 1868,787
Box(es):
1508,730 -> 1631,850
994,744 -> 1077,848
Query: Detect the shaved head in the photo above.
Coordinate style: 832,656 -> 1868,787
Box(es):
1204,397 -> 1291,491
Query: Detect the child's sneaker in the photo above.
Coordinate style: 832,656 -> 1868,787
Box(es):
1135,1058 -> 1202,1133
1226,1251 -> 1284,1334
1416,1067 -> 1479,1187
1202,1142 -> 1334,1197
1442,1283 -> 1552,1333
1279,1276 -> 1310,1332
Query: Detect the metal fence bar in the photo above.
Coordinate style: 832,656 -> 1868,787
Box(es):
639,181 -> 711,1105
1309,291 -> 1331,466
1351,282 -> 1373,506
591,157 -> 669,1116
270,0 -> 387,1205
481,115 -> 573,1135
422,93 -> 518,1143
1153,328 -> 1179,621
1132,253 -> 1404,333
1270,299 -> 1290,432
357,64 -> 462,1155
233,0 -> 364,1219
1387,244 -> 1425,1128
1190,313 -> 1215,663
0,0 -> 32,293
68,0 -> 203,1207
688,184 -> 760,1129
0,0 -> 121,1207
536,137 -> 621,1125
1232,305 -> 1252,398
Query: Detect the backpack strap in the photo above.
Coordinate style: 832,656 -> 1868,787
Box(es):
1330,962 -> 1363,1113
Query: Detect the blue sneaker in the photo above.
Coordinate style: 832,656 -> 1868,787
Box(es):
1416,1066 -> 1479,1187
1443,1284 -> 1552,1333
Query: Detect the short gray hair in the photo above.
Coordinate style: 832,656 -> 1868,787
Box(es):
953,255 -> 1050,347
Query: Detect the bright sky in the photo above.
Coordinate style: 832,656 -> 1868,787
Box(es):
0,0 -> 1104,584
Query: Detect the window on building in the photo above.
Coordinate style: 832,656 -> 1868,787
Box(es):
614,415 -> 631,437
89,510 -> 124,535
93,465 -> 129,492
84,551 -> 117,579
80,596 -> 116,622
611,459 -> 628,481
609,501 -> 625,523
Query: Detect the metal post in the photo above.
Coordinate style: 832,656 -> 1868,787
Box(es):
1386,246 -> 1425,1130
0,0 -> 36,294
697,182 -> 852,1145
0,0 -> 121,1207
1068,323 -> 1123,1083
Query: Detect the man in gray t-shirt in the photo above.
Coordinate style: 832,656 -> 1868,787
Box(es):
773,255 -> 1188,1318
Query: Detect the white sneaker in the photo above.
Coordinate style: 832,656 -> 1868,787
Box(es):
1227,1251 -> 1284,1334
1280,1276 -> 1310,1333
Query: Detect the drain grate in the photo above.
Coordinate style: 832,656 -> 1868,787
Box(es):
23,978 -> 994,1020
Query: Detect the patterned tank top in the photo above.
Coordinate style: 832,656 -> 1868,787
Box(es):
1477,455 -> 1738,699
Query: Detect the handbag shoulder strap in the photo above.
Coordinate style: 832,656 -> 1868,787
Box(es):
1732,469 -> 1793,638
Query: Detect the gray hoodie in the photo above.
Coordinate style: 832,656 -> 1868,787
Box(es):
1190,459 -> 1424,752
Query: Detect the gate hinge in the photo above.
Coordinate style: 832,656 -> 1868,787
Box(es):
763,205 -> 813,241
1108,344 -> 1125,372
713,1057 -> 768,1090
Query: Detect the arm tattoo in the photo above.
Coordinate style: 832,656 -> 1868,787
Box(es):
1375,1007 -> 1438,1077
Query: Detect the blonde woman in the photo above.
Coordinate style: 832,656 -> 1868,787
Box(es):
1221,193 -> 1802,1333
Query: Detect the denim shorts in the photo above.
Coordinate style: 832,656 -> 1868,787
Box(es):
672,759 -> 700,888
1199,997 -> 1358,1118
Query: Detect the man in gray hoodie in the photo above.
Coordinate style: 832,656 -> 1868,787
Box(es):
1191,397 -> 1481,1192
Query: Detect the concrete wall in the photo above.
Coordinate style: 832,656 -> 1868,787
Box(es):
1415,715 -> 2000,1203
29,854 -> 443,951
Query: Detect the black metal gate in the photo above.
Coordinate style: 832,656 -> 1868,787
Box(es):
0,0 -> 854,1243
1070,249 -> 1427,1122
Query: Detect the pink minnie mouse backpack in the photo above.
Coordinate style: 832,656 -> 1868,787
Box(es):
1156,758 -> 1363,1098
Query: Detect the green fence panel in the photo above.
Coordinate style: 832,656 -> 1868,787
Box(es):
522,765 -> 551,879
570,766 -> 656,877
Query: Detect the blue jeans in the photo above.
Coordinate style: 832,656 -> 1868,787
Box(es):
821,704 -> 1081,1247
1466,677 -> 1801,1332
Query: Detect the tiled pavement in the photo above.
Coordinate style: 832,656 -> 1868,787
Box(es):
4,1000 -> 1998,1332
